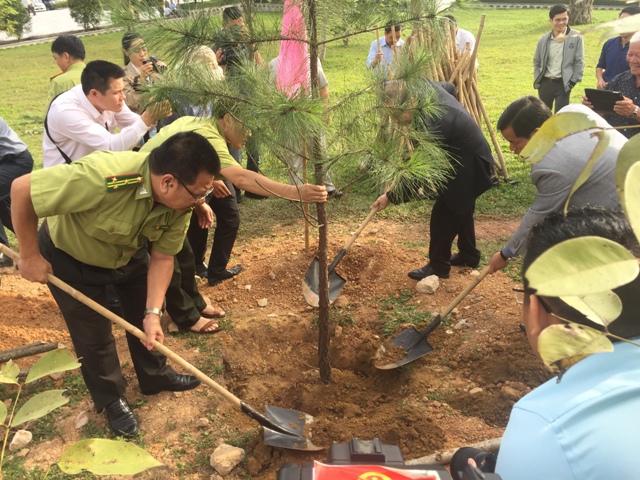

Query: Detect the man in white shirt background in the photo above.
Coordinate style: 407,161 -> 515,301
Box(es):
444,14 -> 476,54
366,21 -> 404,70
43,60 -> 166,167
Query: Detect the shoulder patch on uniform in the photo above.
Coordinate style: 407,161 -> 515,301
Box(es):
106,173 -> 144,192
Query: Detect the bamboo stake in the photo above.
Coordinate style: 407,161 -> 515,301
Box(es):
376,25 -> 381,54
472,80 -> 509,179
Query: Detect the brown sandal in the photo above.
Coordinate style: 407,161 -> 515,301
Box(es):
201,305 -> 226,319
189,319 -> 222,334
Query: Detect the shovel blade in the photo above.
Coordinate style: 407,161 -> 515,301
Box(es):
263,405 -> 324,451
375,326 -> 434,370
302,258 -> 346,307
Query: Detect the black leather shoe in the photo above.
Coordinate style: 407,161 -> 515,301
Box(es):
450,253 -> 479,268
195,262 -> 208,278
408,264 -> 450,280
104,398 -> 139,438
0,253 -> 13,268
208,264 -> 243,286
244,191 -> 269,200
141,374 -> 201,395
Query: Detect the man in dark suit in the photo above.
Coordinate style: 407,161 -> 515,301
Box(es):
372,82 -> 494,279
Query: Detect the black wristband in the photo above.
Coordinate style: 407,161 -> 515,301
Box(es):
499,250 -> 509,261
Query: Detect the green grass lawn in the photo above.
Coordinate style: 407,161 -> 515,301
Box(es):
0,6 -> 621,241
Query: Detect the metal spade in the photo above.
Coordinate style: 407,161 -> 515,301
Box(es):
302,207 -> 378,307
376,266 -> 490,370
0,245 -> 324,451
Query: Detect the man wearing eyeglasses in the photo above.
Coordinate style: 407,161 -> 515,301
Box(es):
10,132 -> 219,439
366,21 -> 404,70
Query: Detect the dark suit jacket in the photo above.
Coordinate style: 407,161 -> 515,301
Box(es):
389,82 -> 494,215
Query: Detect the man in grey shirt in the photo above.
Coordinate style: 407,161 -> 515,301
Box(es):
488,96 -> 623,273
0,117 -> 33,267
533,4 -> 584,113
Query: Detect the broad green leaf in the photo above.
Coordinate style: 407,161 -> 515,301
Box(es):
538,323 -> 613,380
520,112 -> 599,165
11,390 -> 68,427
615,133 -> 640,209
0,400 -> 7,425
560,291 -> 622,326
25,349 -> 81,384
624,162 -> 640,245
563,130 -> 610,214
526,236 -> 639,296
0,360 -> 20,385
58,439 -> 162,475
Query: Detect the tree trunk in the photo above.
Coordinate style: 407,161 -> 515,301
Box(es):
569,0 -> 592,26
308,0 -> 332,384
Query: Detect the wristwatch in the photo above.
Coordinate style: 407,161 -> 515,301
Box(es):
143,307 -> 163,317
629,105 -> 639,119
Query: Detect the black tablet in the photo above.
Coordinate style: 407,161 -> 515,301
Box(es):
584,88 -> 624,113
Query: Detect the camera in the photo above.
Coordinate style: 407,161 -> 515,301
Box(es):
142,56 -> 165,74
276,438 -> 502,480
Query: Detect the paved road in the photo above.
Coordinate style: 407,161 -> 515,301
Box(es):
0,8 -> 111,45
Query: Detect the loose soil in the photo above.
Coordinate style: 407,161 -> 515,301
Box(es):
0,215 -> 551,479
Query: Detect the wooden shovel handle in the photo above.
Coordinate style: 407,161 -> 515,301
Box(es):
376,26 -> 382,54
440,265 -> 491,319
342,207 -> 378,252
0,245 -> 243,410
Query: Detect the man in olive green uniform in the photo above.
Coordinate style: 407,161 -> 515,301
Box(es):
49,35 -> 86,100
140,114 -> 327,332
11,132 -> 220,438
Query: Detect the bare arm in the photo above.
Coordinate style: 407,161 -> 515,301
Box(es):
143,248 -> 174,349
11,175 -> 52,283
222,165 -> 327,202
595,68 -> 606,90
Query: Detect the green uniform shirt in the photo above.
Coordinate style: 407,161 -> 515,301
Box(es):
31,150 -> 190,269
49,62 -> 86,100
140,117 -> 237,180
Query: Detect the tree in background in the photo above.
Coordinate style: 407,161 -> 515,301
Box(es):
569,0 -> 592,25
0,0 -> 31,39
68,0 -> 103,29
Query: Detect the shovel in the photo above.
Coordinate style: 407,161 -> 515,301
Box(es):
302,207 -> 378,307
375,265 -> 490,370
0,245 -> 323,452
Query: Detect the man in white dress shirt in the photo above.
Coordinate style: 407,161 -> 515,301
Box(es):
444,15 -> 475,54
366,21 -> 404,70
43,60 -> 166,168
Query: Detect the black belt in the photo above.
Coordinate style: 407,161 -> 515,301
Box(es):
543,77 -> 563,83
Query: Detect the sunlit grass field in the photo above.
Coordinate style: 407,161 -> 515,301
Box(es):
0,6 -> 619,242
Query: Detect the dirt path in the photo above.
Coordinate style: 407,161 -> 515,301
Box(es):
0,216 -> 551,478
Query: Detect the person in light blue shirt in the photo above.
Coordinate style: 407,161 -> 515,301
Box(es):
366,21 -> 404,70
452,205 -> 640,480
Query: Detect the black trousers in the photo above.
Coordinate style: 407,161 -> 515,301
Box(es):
187,179 -> 240,278
428,199 -> 480,275
164,237 -> 206,328
39,226 -> 176,411
0,149 -> 33,245
538,79 -> 570,114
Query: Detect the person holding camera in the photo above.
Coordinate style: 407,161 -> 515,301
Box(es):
453,206 -> 640,480
121,32 -> 166,117
212,6 -> 264,196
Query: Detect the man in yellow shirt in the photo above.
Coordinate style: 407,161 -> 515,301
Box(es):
11,132 -> 219,438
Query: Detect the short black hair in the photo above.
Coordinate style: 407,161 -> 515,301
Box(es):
384,20 -> 401,34
497,96 -> 552,138
223,6 -> 242,23
549,4 -> 569,19
148,131 -> 221,184
620,6 -> 640,16
523,206 -> 640,340
81,60 -> 125,95
444,14 -> 457,25
51,35 -> 85,60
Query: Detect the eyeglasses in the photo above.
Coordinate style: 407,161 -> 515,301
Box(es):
174,175 -> 214,201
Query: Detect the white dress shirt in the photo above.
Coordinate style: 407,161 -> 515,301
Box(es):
43,84 -> 151,167
456,28 -> 476,54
